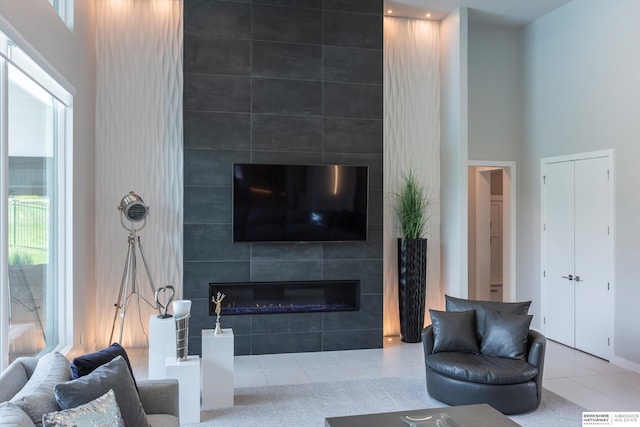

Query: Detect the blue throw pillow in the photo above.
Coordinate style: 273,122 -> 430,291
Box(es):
71,343 -> 137,391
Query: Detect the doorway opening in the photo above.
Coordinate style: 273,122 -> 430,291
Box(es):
467,162 -> 516,302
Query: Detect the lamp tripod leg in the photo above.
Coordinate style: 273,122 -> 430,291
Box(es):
137,236 -> 159,311
109,231 -> 159,345
109,235 -> 134,344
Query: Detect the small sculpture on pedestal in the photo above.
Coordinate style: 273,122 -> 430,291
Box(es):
212,292 -> 225,335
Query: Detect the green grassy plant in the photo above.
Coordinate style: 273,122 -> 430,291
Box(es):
396,170 -> 430,239
9,251 -> 34,266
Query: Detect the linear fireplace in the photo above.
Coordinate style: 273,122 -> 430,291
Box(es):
209,280 -> 360,316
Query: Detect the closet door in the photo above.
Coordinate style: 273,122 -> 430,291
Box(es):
543,161 -> 576,347
542,152 -> 613,360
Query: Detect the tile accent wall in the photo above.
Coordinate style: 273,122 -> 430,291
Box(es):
183,0 -> 383,355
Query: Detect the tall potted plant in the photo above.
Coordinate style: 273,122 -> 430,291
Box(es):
396,170 -> 430,343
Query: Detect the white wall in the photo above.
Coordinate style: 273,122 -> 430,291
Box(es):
468,25 -> 522,162
439,8 -> 469,299
521,0 -> 640,367
0,0 -> 96,352
383,17 -> 441,334
95,1 -> 183,348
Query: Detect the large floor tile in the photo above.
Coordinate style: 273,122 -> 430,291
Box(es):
264,368 -> 312,386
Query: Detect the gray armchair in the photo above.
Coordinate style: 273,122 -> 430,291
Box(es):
423,325 -> 546,414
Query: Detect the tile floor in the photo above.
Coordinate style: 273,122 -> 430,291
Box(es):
127,338 -> 640,412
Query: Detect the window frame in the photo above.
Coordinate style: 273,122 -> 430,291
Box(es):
48,0 -> 74,31
0,25 -> 73,371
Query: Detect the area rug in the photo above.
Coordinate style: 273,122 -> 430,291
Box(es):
187,377 -> 585,426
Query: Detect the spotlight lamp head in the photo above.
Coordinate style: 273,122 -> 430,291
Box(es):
118,191 -> 149,230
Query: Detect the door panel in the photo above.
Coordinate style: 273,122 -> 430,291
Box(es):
475,171 -> 491,301
544,161 -> 575,347
490,201 -> 503,284
574,157 -> 611,359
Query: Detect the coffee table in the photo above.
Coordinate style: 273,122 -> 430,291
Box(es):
325,403 -> 521,427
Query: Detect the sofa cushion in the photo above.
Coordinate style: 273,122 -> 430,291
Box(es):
0,401 -> 36,427
43,389 -> 124,427
429,309 -> 479,353
10,352 -> 70,427
71,343 -> 137,391
445,295 -> 531,340
146,414 -> 180,427
481,309 -> 533,360
426,352 -> 538,385
55,356 -> 149,427
0,360 -> 29,402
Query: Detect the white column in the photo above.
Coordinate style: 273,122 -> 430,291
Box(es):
201,329 -> 234,409
165,356 -> 201,424
148,315 -> 176,379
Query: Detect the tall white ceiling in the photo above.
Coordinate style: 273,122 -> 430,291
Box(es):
384,0 -> 572,26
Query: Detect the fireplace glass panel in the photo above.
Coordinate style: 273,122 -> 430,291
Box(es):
209,280 -> 360,315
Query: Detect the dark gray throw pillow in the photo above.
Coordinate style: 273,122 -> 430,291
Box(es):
54,356 -> 150,427
481,309 -> 533,360
429,309 -> 479,354
445,295 -> 531,340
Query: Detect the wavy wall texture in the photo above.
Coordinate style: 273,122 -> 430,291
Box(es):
95,0 -> 183,348
383,17 -> 442,337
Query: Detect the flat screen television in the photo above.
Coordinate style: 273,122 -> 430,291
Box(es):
233,163 -> 368,242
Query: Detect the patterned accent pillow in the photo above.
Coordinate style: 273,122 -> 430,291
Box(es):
42,389 -> 124,427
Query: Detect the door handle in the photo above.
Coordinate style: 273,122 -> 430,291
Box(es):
561,275 -> 573,281
575,276 -> 583,282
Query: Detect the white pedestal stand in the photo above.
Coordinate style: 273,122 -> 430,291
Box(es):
201,328 -> 234,410
165,355 -> 201,424
148,315 -> 175,379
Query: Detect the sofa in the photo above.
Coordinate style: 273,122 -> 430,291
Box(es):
422,295 -> 546,415
0,348 -> 179,427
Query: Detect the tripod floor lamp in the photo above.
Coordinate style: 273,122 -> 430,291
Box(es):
110,191 -> 159,344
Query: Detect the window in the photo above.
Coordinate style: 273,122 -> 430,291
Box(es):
0,33 -> 72,369
48,0 -> 74,30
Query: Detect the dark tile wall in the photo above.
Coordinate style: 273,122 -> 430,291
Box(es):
183,0 -> 383,355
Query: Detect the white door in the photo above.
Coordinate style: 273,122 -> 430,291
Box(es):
542,152 -> 613,360
543,161 -> 576,347
574,157 -> 612,359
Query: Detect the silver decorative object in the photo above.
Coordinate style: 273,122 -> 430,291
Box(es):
212,292 -> 225,335
175,316 -> 189,361
173,300 -> 192,361
154,286 -> 175,318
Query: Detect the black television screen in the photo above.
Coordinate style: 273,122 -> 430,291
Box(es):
233,163 -> 368,242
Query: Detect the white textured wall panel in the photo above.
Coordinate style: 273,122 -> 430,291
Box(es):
383,17 -> 441,337
96,0 -> 183,348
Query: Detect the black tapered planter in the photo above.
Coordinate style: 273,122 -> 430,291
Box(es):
398,238 -> 427,343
